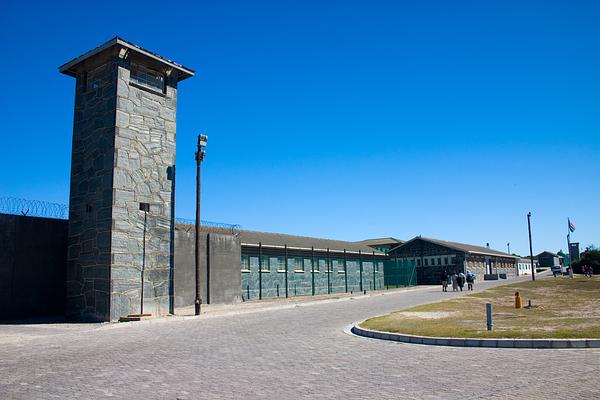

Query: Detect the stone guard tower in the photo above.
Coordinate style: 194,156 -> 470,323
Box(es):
59,37 -> 194,321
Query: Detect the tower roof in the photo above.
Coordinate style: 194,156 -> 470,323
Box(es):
59,36 -> 195,81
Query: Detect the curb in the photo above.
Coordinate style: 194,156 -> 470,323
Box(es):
350,324 -> 600,349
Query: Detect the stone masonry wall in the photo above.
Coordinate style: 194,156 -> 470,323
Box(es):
109,65 -> 177,320
66,61 -> 118,321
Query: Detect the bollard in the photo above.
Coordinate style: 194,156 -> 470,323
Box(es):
515,291 -> 522,309
486,303 -> 493,331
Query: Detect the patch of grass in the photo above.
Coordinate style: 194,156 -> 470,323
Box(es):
360,276 -> 600,339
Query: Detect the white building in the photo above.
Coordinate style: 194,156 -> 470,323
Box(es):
516,257 -> 535,276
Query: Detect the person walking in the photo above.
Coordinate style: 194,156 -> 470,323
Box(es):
451,272 -> 458,292
440,270 -> 448,292
457,271 -> 466,291
466,271 -> 475,291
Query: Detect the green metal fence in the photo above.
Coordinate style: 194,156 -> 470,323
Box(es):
383,258 -> 417,288
240,252 -> 417,301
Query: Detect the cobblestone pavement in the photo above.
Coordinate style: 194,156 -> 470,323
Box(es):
1,277 -> 599,399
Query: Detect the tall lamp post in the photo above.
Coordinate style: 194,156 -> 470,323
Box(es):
195,134 -> 208,315
527,212 -> 535,281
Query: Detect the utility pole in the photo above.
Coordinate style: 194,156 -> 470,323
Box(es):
527,212 -> 535,281
195,134 -> 207,315
507,242 -> 510,255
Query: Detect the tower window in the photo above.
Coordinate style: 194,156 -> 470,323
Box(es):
86,64 -> 106,91
130,64 -> 165,93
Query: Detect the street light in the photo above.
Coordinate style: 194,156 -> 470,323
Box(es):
527,212 -> 535,281
195,134 -> 207,315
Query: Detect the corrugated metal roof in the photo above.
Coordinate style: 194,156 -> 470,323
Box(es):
390,236 -> 518,258
59,36 -> 195,80
356,237 -> 404,246
239,230 -> 385,254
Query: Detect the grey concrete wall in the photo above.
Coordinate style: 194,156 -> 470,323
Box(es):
174,225 -> 241,308
0,215 -> 67,319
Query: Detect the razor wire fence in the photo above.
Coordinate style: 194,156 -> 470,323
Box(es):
0,197 -> 69,219
175,217 -> 241,235
0,197 -> 241,234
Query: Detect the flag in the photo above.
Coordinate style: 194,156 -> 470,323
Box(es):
568,218 -> 576,233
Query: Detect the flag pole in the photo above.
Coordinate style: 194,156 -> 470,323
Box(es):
567,219 -> 573,278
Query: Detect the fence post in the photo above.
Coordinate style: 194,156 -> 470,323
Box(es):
486,303 -> 493,330
359,250 -> 363,292
343,249 -> 348,293
258,242 -> 262,300
327,248 -> 331,294
311,246 -> 315,296
373,251 -> 377,291
285,244 -> 289,298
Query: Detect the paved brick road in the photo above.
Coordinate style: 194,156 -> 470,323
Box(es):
1,278 -> 599,399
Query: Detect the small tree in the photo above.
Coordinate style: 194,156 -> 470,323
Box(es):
572,248 -> 600,274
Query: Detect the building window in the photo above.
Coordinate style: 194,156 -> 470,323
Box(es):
296,257 -> 304,272
303,258 -> 312,271
271,256 -> 284,271
260,255 -> 270,272
417,259 -> 421,267
290,257 -> 304,272
316,259 -> 325,272
444,257 -> 448,265
437,258 -> 442,266
130,64 -> 165,93
249,256 -> 259,271
86,64 -> 106,91
241,255 -> 250,271
424,259 -> 429,266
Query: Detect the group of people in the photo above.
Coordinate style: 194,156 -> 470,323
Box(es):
582,264 -> 594,278
440,270 -> 475,292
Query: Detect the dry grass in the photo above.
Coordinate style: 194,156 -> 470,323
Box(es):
360,276 -> 600,339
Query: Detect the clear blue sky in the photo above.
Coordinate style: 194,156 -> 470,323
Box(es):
0,0 -> 598,256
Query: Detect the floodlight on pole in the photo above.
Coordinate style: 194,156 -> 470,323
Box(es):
195,133 -> 207,316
